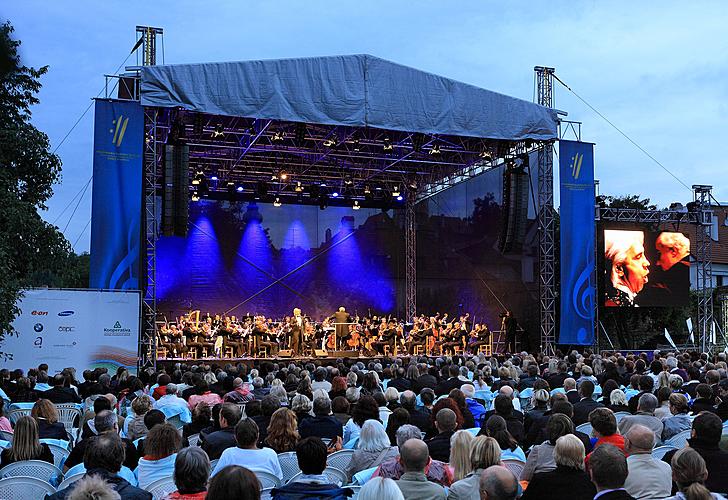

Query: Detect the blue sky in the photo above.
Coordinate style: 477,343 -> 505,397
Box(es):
4,1 -> 727,253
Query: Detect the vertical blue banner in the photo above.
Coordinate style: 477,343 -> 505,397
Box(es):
559,140 -> 596,345
89,99 -> 143,290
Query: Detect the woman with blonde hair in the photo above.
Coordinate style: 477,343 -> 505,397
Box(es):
666,448 -> 722,500
447,436 -> 502,500
265,408 -> 299,453
449,429 -> 474,481
31,398 -> 67,439
0,416 -> 53,467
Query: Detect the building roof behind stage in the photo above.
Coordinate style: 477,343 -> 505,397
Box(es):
140,54 -> 558,141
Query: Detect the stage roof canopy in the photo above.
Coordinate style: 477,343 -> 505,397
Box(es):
141,54 -> 557,141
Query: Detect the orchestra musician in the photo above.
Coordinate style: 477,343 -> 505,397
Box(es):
289,308 -> 305,356
372,320 -> 396,355
180,321 -> 201,358
199,319 -> 216,357
301,323 -> 319,357
407,324 -> 427,355
441,323 -> 462,356
253,319 -> 278,356
468,324 -> 490,354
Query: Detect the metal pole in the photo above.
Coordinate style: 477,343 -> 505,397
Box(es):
405,189 -> 417,322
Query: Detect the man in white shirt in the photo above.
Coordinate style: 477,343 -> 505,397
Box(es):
153,384 -> 188,414
623,425 -> 672,500
211,418 -> 282,481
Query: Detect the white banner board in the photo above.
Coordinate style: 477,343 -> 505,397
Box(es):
3,289 -> 140,374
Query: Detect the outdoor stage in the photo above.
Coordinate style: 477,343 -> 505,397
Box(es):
155,353 -> 417,370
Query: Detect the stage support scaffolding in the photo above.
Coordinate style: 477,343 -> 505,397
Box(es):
535,66 -> 557,355
693,185 -> 714,352
405,189 -> 417,322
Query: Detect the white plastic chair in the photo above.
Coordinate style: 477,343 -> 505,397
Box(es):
326,449 -> 355,472
465,427 -> 480,436
54,404 -> 82,434
665,429 -> 691,449
277,451 -> 300,484
260,486 -> 274,500
7,408 -> 31,425
187,433 -> 201,447
145,476 -> 178,500
290,466 -> 348,487
57,472 -> 85,491
0,430 -> 12,443
576,422 -> 593,436
46,443 -> 71,469
502,459 -> 526,480
0,459 -> 63,484
0,476 -> 56,498
255,470 -> 282,489
651,445 -> 677,460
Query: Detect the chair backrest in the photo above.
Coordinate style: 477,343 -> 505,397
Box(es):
501,459 -> 526,480
46,443 -> 71,469
188,433 -> 201,447
167,414 -> 184,430
255,470 -> 282,489
209,459 -> 219,472
0,459 -> 63,483
322,466 -> 347,486
349,485 -> 362,499
54,404 -> 82,432
277,451 -> 301,484
576,422 -> 593,436
260,486 -> 274,500
326,449 -> 355,472
0,476 -> 56,497
614,412 -> 630,423
7,408 -> 31,425
465,428 -> 480,436
666,429 -> 691,449
651,445 -> 678,461
57,472 -> 85,490
352,466 -> 377,486
0,430 -> 13,443
145,476 -> 178,500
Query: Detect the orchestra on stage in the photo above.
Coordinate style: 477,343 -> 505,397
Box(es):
157,306 -> 518,360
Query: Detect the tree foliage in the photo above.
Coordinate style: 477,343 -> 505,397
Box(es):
0,22 -> 81,350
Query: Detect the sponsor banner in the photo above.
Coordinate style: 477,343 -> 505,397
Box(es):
558,140 -> 596,345
2,289 -> 140,373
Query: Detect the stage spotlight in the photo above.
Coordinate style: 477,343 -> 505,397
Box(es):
353,200 -> 361,210
236,185 -> 244,193
273,197 -> 282,207
429,144 -> 441,156
392,185 -> 401,197
211,175 -> 218,181
191,192 -> 200,202
332,191 -> 339,198
364,184 -> 371,195
191,170 -> 204,186
272,131 -> 285,142
344,177 -> 353,186
396,195 -> 404,202
323,137 -> 336,147
478,149 -> 493,160
212,123 -> 224,138
383,136 -> 393,152
295,181 -> 303,193
280,172 -> 288,181
353,138 -> 361,152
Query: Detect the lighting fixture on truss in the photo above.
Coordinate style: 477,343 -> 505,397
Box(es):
212,123 -> 224,138
392,185 -> 401,197
273,197 -> 282,207
191,192 -> 200,202
429,144 -> 441,156
353,200 -> 361,210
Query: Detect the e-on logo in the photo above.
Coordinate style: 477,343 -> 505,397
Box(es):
31,310 -> 48,316
34,323 -> 44,333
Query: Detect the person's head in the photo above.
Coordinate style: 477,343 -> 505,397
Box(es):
399,438 -> 430,473
219,402 -> 242,429
655,232 -> 690,271
609,389 -> 628,407
589,444 -> 628,492
692,411 -> 722,445
484,415 -> 517,451
669,392 -> 690,415
470,436 -> 502,471
578,380 -> 595,399
142,409 -> 165,431
531,389 -> 549,408
639,375 -> 654,392
589,408 -> 617,438
359,419 -> 391,453
83,433 -> 125,473
66,474 -> 120,500
312,396 -> 332,417
435,407 -> 458,434
94,410 -> 118,434
296,436 -> 328,475
9,416 -> 42,462
234,418 -> 259,449
173,446 -> 210,495
144,422 -> 182,459
493,394 -> 514,417
636,392 -> 658,414
546,413 -> 574,445
261,394 -> 282,417
563,378 -> 576,391
357,477 -> 404,500
395,424 -> 423,450
266,408 -> 299,451
206,465 -> 260,500
400,390 -> 416,410
331,396 -> 350,415
624,424 -> 655,455
479,465 -> 518,500
551,399 -> 574,419
670,447 -> 713,500
449,430 -> 475,481
93,396 -> 112,414
52,373 -> 65,387
352,395 -> 380,427
605,229 -> 650,295
131,394 -> 153,416
553,434 -> 585,470
31,398 -> 59,424
419,388 -> 435,407
269,385 -> 288,406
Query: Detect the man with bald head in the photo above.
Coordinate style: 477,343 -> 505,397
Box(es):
426,408 -> 457,462
623,425 -> 672,499
479,465 -> 518,500
395,438 -> 446,499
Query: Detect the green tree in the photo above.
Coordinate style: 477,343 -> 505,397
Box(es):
0,22 -> 79,358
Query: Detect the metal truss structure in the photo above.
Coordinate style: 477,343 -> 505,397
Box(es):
535,66 -> 557,355
405,192 -> 417,321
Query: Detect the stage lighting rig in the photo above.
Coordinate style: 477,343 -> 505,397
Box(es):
429,144 -> 441,156
191,170 -> 205,186
364,184 -> 371,195
212,123 -> 224,138
396,195 -> 404,202
272,131 -> 285,142
236,185 -> 244,193
478,149 -> 493,160
226,181 -> 236,195
392,185 -> 401,197
353,200 -> 361,210
295,181 -> 303,193
411,133 -> 425,153
332,191 -> 340,198
323,137 -> 336,147
191,192 -> 200,202
273,197 -> 282,207
383,136 -> 393,152
353,138 -> 361,152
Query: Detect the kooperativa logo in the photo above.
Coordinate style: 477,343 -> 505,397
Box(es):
110,115 -> 129,147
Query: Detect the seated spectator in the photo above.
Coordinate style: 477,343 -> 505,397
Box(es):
46,433 -> 151,500
447,436 -> 502,500
374,425 -> 453,487
272,436 -> 352,499
521,434 -> 596,500
521,413 -> 573,481
13,376 -> 39,403
385,408 -> 411,446
298,396 -> 343,441
0,416 -> 53,468
331,396 -> 351,427
311,367 -> 332,393
223,378 -> 254,404
32,398 -> 68,440
270,385 -> 290,408
588,408 -> 625,458
136,422 -> 181,489
478,465 -> 518,500
201,403 -> 242,460
151,374 -> 171,400
385,387 -> 401,411
629,376 -> 655,414
666,447 -> 724,500
618,393 -> 664,441
265,407 -> 299,454
343,395 -> 380,445
188,380 -> 223,411
482,395 -> 524,443
154,383 -> 189,414
253,395 -> 281,447
426,408 -> 457,462
212,418 -> 282,480
135,409 -> 166,456
449,429 -> 474,482
400,390 -> 432,435
460,384 -> 486,428
662,393 -> 692,442
623,424 -> 672,500
127,395 -> 154,441
524,389 -> 550,435
290,393 -> 312,428
42,373 -> 81,404
80,396 -> 118,440
662,411 -> 728,494
572,380 -> 604,425
167,446 -> 209,500
691,384 -> 716,415
608,389 -> 631,414
394,438 -> 446,500
716,379 -> 728,422
480,415 -> 525,461
588,444 -> 635,499
346,420 -> 399,482
63,474 -> 120,500
449,389 -> 476,429
64,410 -> 139,472
0,400 -> 11,434
182,403 -> 211,439
207,465 -> 260,500
564,377 -> 579,404
357,476 -> 404,500
655,387 -> 673,420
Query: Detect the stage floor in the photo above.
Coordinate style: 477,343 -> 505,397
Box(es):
155,353 -> 414,368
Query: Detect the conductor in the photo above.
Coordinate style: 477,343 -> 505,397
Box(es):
332,306 -> 352,350
502,310 -> 517,353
